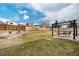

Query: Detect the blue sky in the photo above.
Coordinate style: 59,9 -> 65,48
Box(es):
0,3 -> 45,24
0,3 -> 79,25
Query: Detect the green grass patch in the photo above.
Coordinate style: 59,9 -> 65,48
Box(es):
0,31 -> 79,56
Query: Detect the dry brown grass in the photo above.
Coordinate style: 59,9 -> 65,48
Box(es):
0,31 -> 79,56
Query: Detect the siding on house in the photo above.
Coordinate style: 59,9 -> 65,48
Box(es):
25,25 -> 49,31
26,25 -> 33,31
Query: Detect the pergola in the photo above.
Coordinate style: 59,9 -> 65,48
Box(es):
52,20 -> 77,39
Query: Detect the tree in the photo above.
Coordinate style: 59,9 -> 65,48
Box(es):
26,22 -> 29,26
39,20 -> 50,28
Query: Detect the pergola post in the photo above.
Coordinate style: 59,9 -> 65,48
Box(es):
52,24 -> 53,36
73,20 -> 76,39
76,23 -> 77,37
58,24 -> 60,36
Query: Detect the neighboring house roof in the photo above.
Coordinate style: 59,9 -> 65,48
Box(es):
7,21 -> 17,25
0,18 -> 18,25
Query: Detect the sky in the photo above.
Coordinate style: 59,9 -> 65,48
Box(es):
0,3 -> 79,25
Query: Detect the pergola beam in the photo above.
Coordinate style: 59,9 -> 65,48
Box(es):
52,20 -> 78,40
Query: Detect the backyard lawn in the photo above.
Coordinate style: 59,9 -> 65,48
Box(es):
0,31 -> 79,56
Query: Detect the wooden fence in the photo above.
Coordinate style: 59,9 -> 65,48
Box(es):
0,24 -> 50,31
0,24 -> 26,31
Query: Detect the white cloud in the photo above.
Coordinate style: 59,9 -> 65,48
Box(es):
33,23 -> 39,25
0,18 -> 10,23
23,15 -> 29,20
31,3 -> 72,22
56,4 -> 79,21
31,3 -> 43,12
0,18 -> 18,25
31,3 -> 79,25
19,22 -> 26,25
18,10 -> 27,14
12,17 -> 20,22
31,3 -> 70,12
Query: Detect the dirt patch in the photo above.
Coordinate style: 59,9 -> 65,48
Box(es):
0,36 -> 7,39
0,32 -> 25,49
